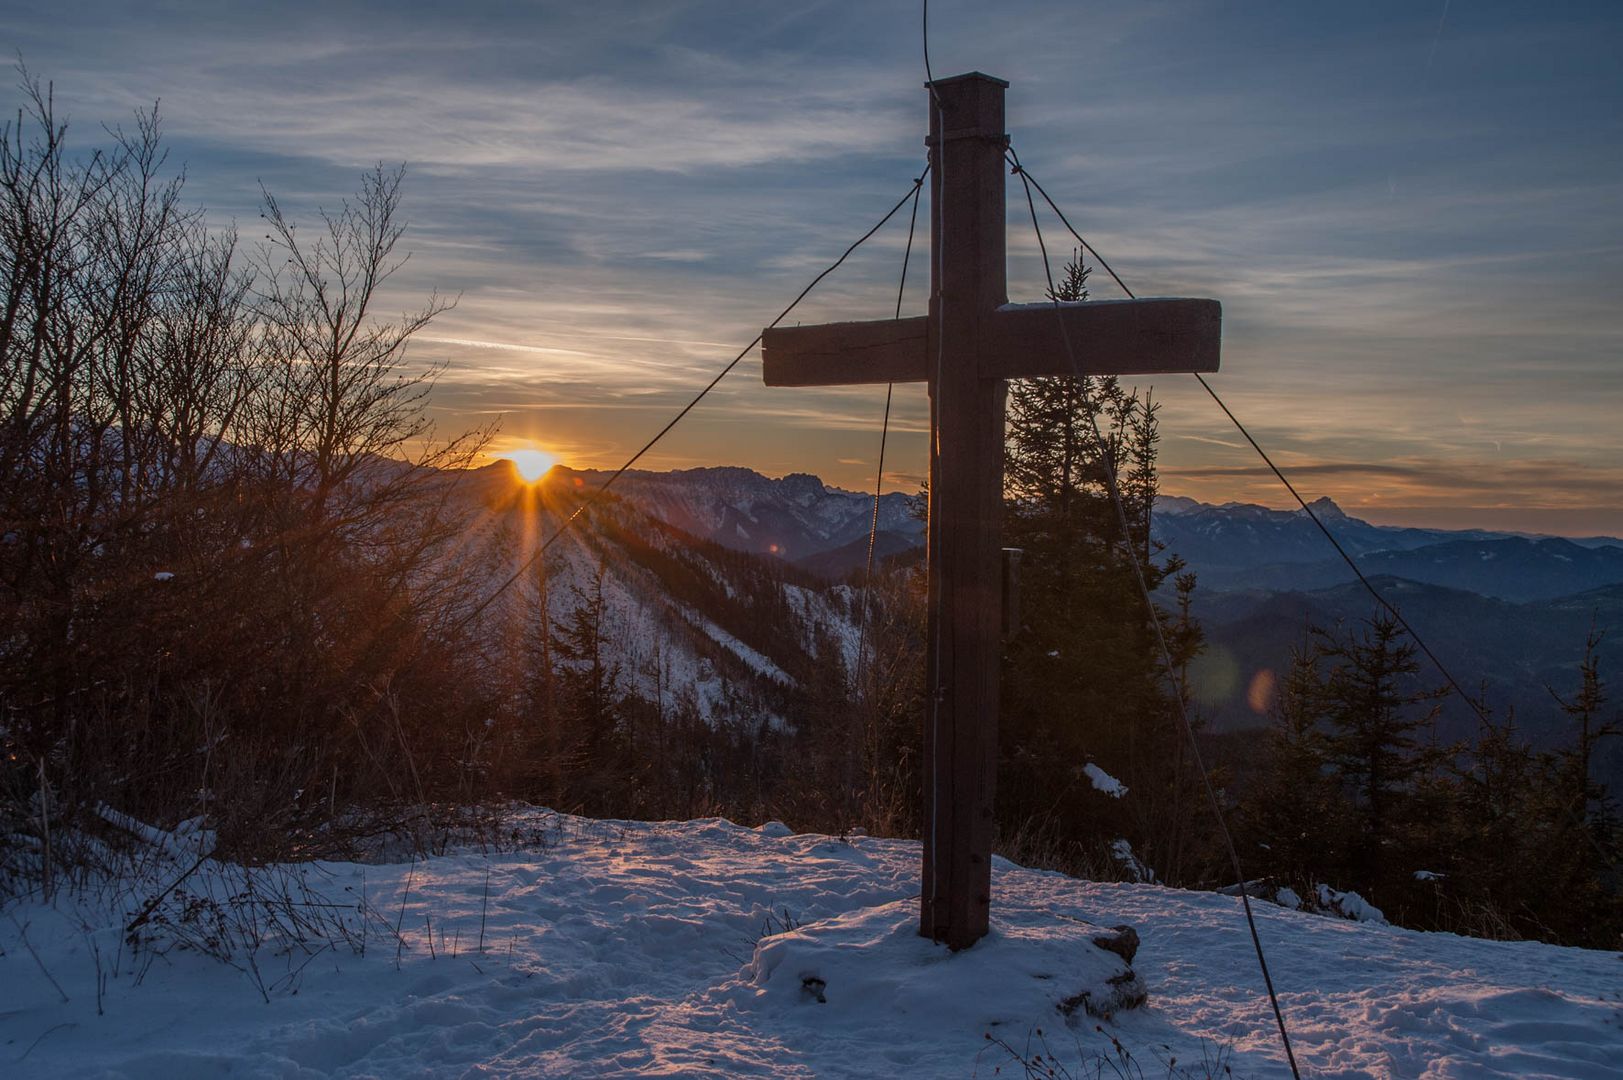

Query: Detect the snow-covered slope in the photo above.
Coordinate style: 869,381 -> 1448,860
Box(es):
449,464 -> 866,728
3,811 -> 1617,1078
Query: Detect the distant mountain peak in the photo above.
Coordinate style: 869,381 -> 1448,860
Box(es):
1153,494 -> 1203,516
1301,496 -> 1347,521
779,472 -> 830,503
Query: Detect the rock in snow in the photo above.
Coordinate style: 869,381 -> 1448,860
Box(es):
2,809 -> 1619,1078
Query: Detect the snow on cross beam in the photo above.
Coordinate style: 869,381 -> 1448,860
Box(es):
762,72 -> 1222,951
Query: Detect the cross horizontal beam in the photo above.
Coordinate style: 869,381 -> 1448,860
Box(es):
761,297 -> 1220,387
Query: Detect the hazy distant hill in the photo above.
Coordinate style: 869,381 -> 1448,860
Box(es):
1151,497 -> 1623,602
1193,536 -> 1623,602
1151,495 -> 1509,569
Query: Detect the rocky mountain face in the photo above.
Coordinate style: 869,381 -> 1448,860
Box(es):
555,466 -> 923,569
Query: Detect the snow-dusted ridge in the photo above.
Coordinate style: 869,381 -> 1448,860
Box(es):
3,810 -> 1618,1078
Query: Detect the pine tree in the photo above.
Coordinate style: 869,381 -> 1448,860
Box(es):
1315,614 -> 1444,888
998,252 -> 1203,882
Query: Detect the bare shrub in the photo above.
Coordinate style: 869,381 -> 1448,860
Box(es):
0,72 -> 502,892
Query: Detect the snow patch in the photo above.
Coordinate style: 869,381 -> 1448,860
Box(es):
1083,762 -> 1127,799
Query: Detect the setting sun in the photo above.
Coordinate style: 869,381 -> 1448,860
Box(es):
501,448 -> 558,483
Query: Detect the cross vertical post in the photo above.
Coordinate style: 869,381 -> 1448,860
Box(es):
921,72 -> 1009,950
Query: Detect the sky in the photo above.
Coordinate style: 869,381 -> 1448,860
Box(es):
4,1 -> 1620,534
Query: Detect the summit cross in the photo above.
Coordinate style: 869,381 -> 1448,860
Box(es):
762,72 -> 1221,950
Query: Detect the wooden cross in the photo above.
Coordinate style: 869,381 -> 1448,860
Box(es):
762,72 -> 1220,951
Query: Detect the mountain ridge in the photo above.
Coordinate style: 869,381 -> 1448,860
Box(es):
527,464 -> 1623,598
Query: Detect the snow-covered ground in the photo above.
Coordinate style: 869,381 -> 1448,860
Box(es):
2,811 -> 1619,1078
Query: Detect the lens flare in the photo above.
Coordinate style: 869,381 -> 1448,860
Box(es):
1247,668 -> 1278,715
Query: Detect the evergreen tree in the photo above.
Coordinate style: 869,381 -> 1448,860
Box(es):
1239,621 -> 1623,947
1313,614 -> 1444,888
998,252 -> 1204,883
